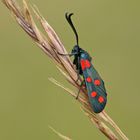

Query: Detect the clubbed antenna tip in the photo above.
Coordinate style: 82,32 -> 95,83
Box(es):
65,12 -> 79,46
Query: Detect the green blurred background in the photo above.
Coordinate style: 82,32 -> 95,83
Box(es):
0,0 -> 140,139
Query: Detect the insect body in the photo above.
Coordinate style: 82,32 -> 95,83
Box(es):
62,13 -> 107,113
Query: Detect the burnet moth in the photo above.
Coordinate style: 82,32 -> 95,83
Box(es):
59,13 -> 107,113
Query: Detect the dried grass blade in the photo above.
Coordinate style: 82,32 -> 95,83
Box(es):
49,126 -> 72,140
82,107 -> 118,140
102,111 -> 129,140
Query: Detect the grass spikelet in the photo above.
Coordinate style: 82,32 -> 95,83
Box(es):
2,0 -> 129,140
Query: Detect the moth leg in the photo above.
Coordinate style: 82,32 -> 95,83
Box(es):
76,80 -> 85,99
75,69 -> 80,82
58,53 -> 72,56
57,52 -> 77,57
75,56 -> 81,82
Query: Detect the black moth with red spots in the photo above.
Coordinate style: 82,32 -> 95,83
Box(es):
61,13 -> 107,113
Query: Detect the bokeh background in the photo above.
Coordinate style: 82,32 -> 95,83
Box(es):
0,0 -> 140,139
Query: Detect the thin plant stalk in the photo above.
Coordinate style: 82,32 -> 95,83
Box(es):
49,126 -> 72,140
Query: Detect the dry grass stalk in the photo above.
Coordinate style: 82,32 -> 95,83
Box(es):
49,126 -> 72,140
2,0 -> 129,140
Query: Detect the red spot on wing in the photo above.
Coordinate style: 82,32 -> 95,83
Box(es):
80,59 -> 86,70
80,59 -> 91,70
98,96 -> 104,103
86,77 -> 92,83
91,91 -> 97,97
85,60 -> 91,68
94,79 -> 101,86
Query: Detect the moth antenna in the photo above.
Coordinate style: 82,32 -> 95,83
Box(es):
65,12 -> 79,45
